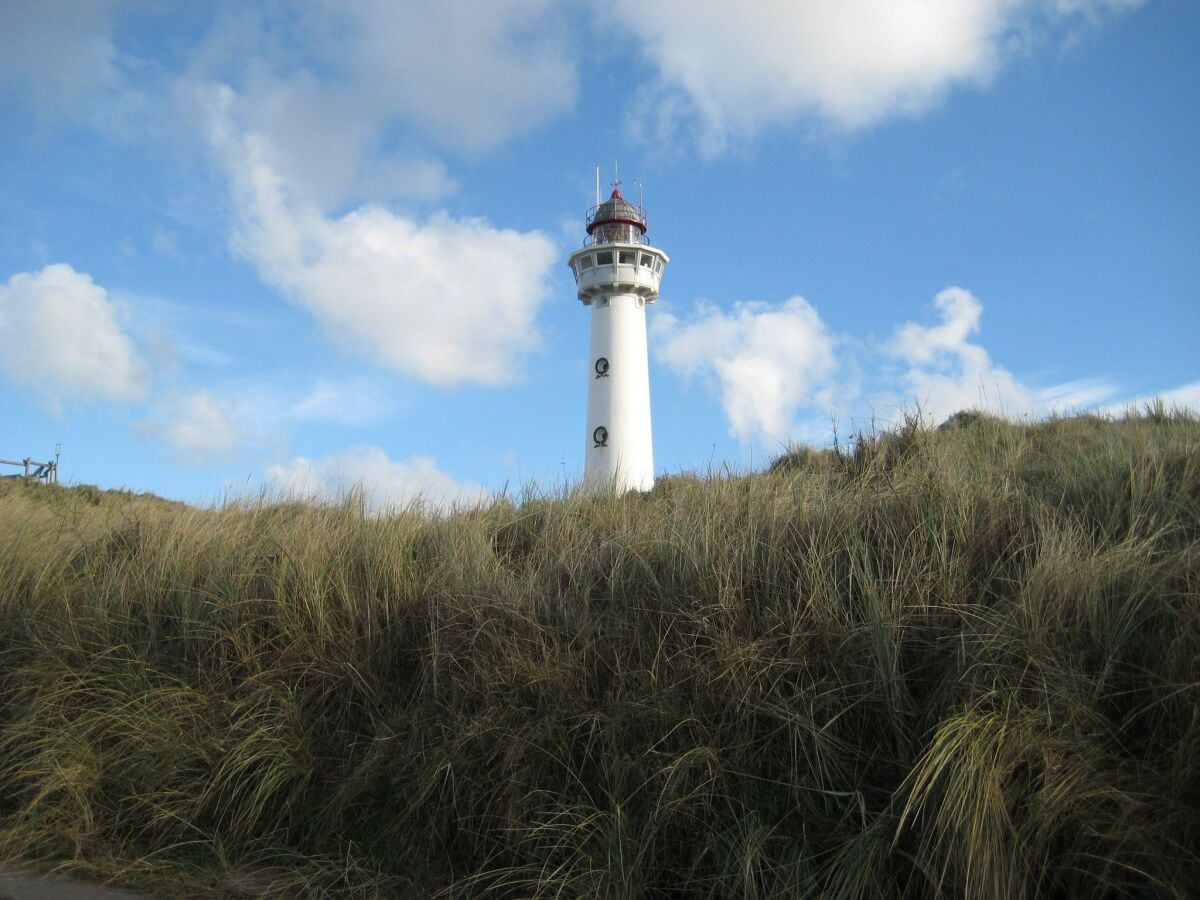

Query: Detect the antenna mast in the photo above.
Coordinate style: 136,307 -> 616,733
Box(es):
595,166 -> 600,206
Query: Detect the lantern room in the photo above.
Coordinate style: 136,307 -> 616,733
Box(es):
585,188 -> 648,245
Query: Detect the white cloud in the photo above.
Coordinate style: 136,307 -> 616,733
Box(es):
268,447 -> 488,512
0,264 -> 146,404
0,0 -> 151,141
1154,380 -> 1200,412
317,1 -> 577,153
887,286 -> 1116,419
654,286 -> 1133,445
200,83 -> 557,387
5,4 -> 578,210
654,296 -> 839,442
143,390 -> 241,460
0,0 -> 120,113
611,0 -> 1147,151
180,2 -> 576,211
181,68 -> 455,213
893,286 -> 984,365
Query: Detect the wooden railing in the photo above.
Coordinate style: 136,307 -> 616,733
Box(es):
1,455 -> 59,484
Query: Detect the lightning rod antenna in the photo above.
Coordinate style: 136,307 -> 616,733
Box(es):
595,166 -> 600,206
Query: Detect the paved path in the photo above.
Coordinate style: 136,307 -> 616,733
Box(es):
0,864 -> 148,900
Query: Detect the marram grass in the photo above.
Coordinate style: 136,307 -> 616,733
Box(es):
0,410 -> 1197,897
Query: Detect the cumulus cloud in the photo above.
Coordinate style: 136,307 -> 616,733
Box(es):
268,448 -> 488,512
654,296 -> 839,442
0,264 -> 146,404
612,0 -> 1147,150
199,83 -> 557,387
181,2 -> 576,210
654,287 -> 1131,444
888,286 -> 1116,419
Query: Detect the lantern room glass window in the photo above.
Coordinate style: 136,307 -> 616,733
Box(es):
618,251 -> 634,264
596,251 -> 613,265
590,222 -> 642,244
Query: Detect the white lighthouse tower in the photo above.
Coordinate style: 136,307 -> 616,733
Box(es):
568,177 -> 668,493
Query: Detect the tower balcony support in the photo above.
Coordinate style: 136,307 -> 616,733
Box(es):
568,244 -> 669,305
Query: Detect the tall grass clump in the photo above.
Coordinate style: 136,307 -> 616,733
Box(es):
0,408 -> 1197,897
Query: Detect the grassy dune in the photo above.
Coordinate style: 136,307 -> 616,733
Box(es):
0,410 -> 1197,897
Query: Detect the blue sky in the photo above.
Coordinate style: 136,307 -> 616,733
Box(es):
1,0 -> 1196,507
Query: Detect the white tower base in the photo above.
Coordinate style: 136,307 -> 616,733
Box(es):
585,292 -> 654,492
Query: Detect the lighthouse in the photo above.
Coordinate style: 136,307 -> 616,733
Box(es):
568,177 -> 668,493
